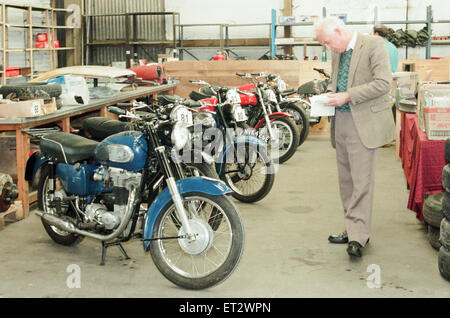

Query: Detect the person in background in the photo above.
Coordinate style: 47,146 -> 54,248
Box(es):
374,24 -> 399,73
374,24 -> 399,127
314,17 -> 396,258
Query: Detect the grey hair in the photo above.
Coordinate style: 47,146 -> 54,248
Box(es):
314,17 -> 345,35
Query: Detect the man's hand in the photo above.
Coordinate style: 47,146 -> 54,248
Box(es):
325,92 -> 351,107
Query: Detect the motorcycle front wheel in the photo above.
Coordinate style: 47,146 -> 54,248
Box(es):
259,116 -> 299,164
149,192 -> 244,290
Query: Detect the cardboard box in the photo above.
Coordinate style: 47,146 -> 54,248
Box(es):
0,99 -> 57,118
417,83 -> 450,139
392,72 -> 419,98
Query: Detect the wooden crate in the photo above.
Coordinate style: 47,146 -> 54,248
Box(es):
164,60 -> 331,98
398,56 -> 450,82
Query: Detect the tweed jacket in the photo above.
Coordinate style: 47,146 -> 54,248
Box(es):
328,33 -> 396,149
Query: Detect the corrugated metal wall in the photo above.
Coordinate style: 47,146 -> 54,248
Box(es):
86,0 -> 167,65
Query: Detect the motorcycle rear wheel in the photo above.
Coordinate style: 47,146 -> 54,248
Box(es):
37,165 -> 84,246
183,162 -> 219,179
149,192 -> 244,290
222,142 -> 275,203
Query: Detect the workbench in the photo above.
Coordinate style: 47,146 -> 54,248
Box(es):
0,83 -> 177,219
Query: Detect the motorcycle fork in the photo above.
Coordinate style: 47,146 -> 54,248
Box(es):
259,98 -> 276,142
154,145 -> 195,240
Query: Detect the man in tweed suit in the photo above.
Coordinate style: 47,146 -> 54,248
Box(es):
314,18 -> 395,257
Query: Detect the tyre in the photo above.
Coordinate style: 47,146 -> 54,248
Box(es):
445,138 -> 450,164
37,165 -> 84,246
0,82 -> 62,99
222,142 -> 275,203
427,225 -> 441,251
438,246 -> 450,281
423,192 -> 444,228
442,165 -> 450,192
442,192 -> 450,221
259,116 -> 299,164
149,192 -> 244,290
281,103 -> 310,147
440,218 -> 450,250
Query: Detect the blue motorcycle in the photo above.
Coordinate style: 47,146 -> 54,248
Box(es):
25,107 -> 245,290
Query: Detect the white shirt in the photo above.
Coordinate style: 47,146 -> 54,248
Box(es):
347,32 -> 357,51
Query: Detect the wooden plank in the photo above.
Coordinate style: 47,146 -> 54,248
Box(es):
283,0 -> 293,56
15,128 -> 30,218
0,201 -> 23,230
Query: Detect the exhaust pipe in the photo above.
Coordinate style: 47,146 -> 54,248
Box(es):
35,186 -> 137,242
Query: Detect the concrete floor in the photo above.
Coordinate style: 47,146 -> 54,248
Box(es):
0,135 -> 449,298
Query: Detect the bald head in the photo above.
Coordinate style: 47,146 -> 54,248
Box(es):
315,17 -> 352,53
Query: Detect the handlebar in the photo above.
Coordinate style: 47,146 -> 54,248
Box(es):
116,103 -> 134,107
313,68 -> 330,78
108,106 -> 126,116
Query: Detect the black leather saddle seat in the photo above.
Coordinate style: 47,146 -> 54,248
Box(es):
83,117 -> 132,141
280,88 -> 296,97
157,94 -> 183,106
40,132 -> 99,164
189,86 -> 221,101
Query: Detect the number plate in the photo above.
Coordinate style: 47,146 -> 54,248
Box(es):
226,89 -> 241,104
234,107 -> 247,122
175,108 -> 193,126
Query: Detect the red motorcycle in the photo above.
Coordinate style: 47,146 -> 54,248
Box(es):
189,73 -> 299,164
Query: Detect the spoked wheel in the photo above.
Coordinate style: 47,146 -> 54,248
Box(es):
37,165 -> 84,246
281,103 -> 310,147
259,116 -> 299,164
222,142 -> 275,203
150,192 -> 245,290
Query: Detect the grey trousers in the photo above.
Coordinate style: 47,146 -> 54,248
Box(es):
335,110 -> 378,247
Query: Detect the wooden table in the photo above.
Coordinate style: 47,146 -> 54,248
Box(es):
0,83 -> 176,218
399,112 -> 446,221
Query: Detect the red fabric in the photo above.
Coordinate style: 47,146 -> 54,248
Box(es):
400,113 -> 446,221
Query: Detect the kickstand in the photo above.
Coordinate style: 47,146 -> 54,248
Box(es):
100,241 -> 131,266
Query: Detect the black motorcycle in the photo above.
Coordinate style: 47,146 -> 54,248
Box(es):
296,67 -> 331,127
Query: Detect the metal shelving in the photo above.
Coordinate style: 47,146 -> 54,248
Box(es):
176,23 -> 272,60
0,2 -> 76,85
270,5 -> 450,60
84,11 -> 180,65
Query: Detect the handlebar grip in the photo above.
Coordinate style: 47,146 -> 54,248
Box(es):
250,73 -> 261,76
116,103 -> 133,107
235,72 -> 246,77
108,106 -> 126,116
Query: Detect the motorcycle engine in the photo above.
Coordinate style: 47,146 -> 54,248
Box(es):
88,167 -> 142,231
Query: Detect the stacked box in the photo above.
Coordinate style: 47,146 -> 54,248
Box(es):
392,72 -> 419,98
417,83 -> 450,139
